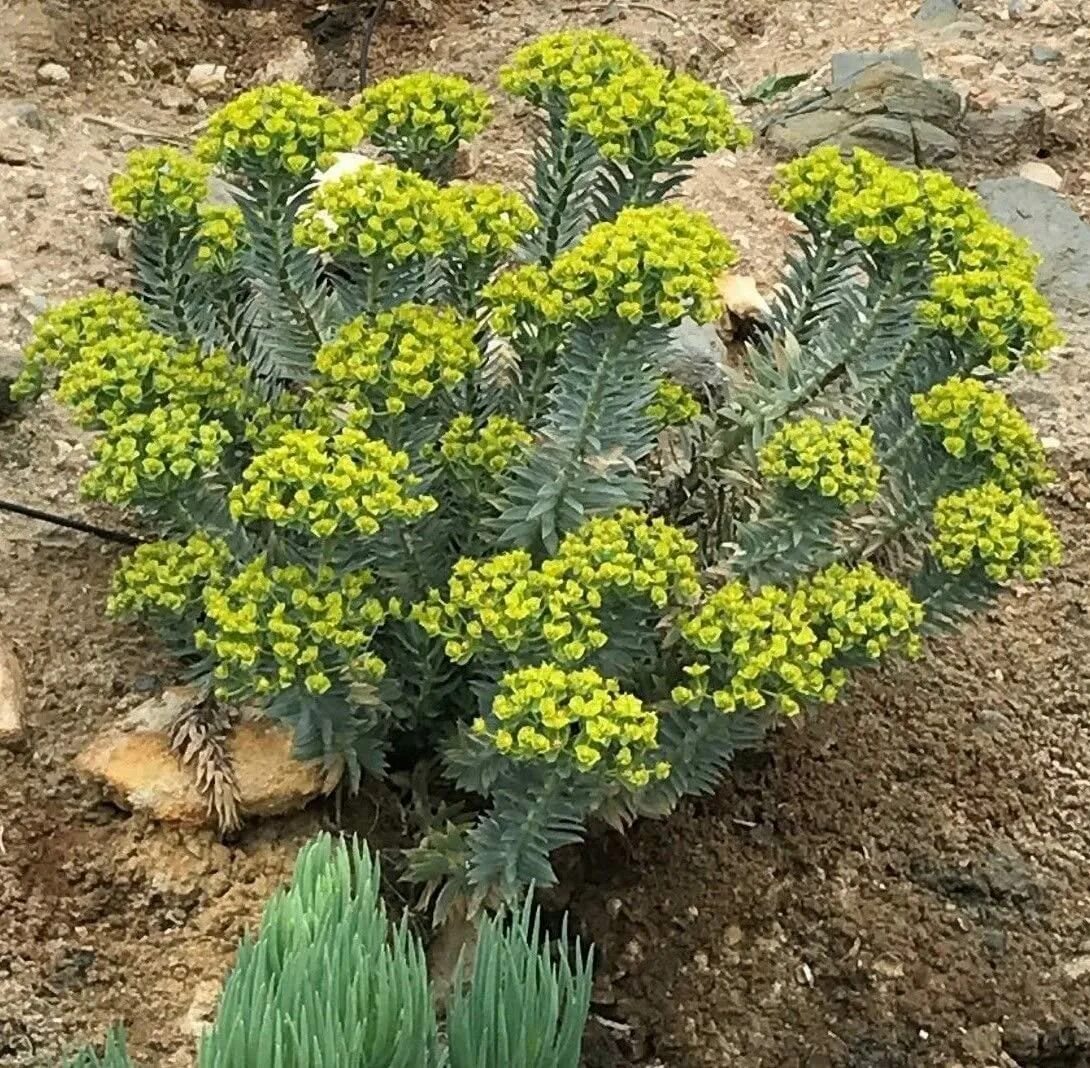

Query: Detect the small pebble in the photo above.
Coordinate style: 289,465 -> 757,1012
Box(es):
36,62 -> 70,84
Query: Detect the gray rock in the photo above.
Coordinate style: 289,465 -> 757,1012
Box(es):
962,98 -> 1045,162
764,108 -> 858,156
864,66 -> 960,125
11,101 -> 51,131
839,115 -> 916,164
912,119 -> 961,165
668,318 -> 727,389
1030,43 -> 1062,63
830,49 -> 923,89
978,177 -> 1090,317
915,0 -> 961,25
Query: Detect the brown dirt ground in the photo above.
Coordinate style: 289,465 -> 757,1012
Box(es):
1,0 -> 1089,1065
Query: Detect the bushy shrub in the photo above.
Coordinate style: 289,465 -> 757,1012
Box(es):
64,835 -> 593,1067
20,31 -> 1061,905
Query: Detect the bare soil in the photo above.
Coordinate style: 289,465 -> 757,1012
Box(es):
1,0 -> 1089,1065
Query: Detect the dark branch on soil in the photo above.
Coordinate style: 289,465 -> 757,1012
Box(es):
0,498 -> 143,546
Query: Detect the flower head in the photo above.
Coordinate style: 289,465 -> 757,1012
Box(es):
109,147 -> 209,224
568,64 -> 750,164
930,482 -> 1061,582
195,204 -> 246,273
500,30 -> 651,109
314,302 -> 479,417
198,557 -> 389,700
920,269 -> 1062,374
549,204 -> 736,326
912,377 -> 1053,490
82,403 -> 232,506
293,162 -> 444,262
357,72 -> 491,174
196,82 -> 363,178
439,414 -> 533,476
474,664 -> 668,788
436,183 -> 537,262
646,378 -> 701,428
109,532 -> 232,621
758,416 -> 881,506
229,424 -> 437,540
13,291 -> 146,402
482,264 -> 567,337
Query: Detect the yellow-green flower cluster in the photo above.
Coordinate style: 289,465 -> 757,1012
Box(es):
439,414 -> 533,475
357,72 -> 492,162
229,425 -> 437,539
108,532 -> 232,621
912,377 -> 1052,490
195,82 -> 363,177
919,269 -> 1062,374
758,416 -> 881,506
54,326 -> 246,431
82,403 -> 232,505
435,183 -> 537,261
413,509 -> 700,664
314,303 -> 479,418
471,664 -> 669,787
109,147 -> 209,224
646,378 -> 701,428
916,169 -> 1039,280
930,482 -> 1061,582
197,557 -> 389,699
195,204 -> 246,272
294,162 -> 444,262
482,264 -> 567,337
499,29 -> 651,108
549,205 -> 736,326
12,290 -> 146,402
676,563 -> 922,717
773,147 -> 928,248
568,64 -> 750,164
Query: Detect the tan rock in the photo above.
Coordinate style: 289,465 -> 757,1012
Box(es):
260,37 -> 315,84
453,141 -> 479,179
0,641 -> 26,748
75,687 -> 325,826
716,272 -> 772,319
1018,160 -> 1063,190
186,63 -> 228,96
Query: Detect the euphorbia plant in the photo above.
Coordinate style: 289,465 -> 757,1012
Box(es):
16,30 -> 1061,907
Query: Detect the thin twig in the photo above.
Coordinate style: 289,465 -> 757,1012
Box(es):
79,113 -> 189,146
358,0 -> 391,90
0,498 -> 143,546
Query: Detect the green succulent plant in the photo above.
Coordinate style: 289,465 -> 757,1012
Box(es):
21,33 -> 1061,913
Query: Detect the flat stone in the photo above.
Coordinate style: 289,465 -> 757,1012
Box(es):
1039,90 -> 1066,109
863,67 -> 961,126
0,642 -> 26,748
838,115 -> 916,164
1018,160 -> 1063,190
1030,43 -> 1063,63
260,36 -> 315,84
962,98 -> 1046,162
913,119 -> 961,165
938,15 -> 987,37
0,136 -> 31,166
915,0 -> 962,25
74,687 -> 327,826
159,85 -> 195,112
36,62 -> 69,84
978,177 -> 1090,317
0,259 -> 15,287
185,62 -> 227,96
669,318 -> 728,389
830,49 -> 923,89
764,108 -> 858,156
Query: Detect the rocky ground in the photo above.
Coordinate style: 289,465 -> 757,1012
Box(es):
1,0 -> 1089,1065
